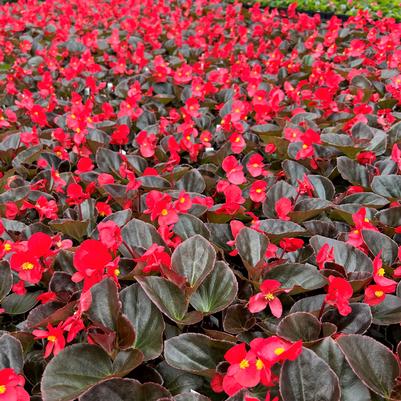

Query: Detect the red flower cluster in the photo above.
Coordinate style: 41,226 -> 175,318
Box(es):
0,368 -> 29,401
212,337 -> 302,397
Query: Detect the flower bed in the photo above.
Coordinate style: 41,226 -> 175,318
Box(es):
253,0 -> 401,20
0,0 -> 401,400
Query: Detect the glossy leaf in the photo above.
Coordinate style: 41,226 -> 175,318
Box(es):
41,344 -> 114,401
164,333 -> 232,377
190,261 -> 238,314
337,334 -> 400,398
280,347 -> 341,401
120,283 -> 165,360
80,378 -> 170,401
171,235 -> 216,291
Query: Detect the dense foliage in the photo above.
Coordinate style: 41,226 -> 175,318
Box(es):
1,0 -> 401,400
259,0 -> 401,20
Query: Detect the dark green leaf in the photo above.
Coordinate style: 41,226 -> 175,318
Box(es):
337,335 -> 400,398
371,175 -> 401,199
310,236 -> 373,274
258,219 -> 306,240
171,235 -> 216,290
88,278 -> 120,331
280,347 -> 340,401
41,344 -> 114,401
371,295 -> 401,325
0,261 -> 12,302
264,263 -> 327,293
0,334 -> 24,373
164,333 -> 232,377
312,338 -> 371,401
362,230 -> 398,266
263,181 -> 297,218
173,214 -> 210,240
121,284 -> 165,360
120,218 -> 165,258
337,157 -> 370,187
80,378 -> 170,401
190,261 -> 237,314
49,219 -> 89,241
2,291 -> 41,315
341,193 -> 389,208
176,170 -> 206,193
322,303 -> 372,334
277,312 -> 322,342
236,227 -> 268,269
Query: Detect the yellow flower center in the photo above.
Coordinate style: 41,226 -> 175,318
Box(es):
179,197 -> 186,204
47,335 -> 57,342
114,269 -> 120,276
4,243 -> 11,251
353,229 -> 360,234
364,218 -> 369,223
377,268 -> 385,276
0,385 -> 6,394
239,359 -> 249,369
161,209 -> 168,216
374,290 -> 384,298
235,137 -> 240,143
302,144 -> 308,149
22,262 -> 34,270
256,358 -> 264,370
265,292 -> 275,301
274,347 -> 285,356
255,188 -> 262,194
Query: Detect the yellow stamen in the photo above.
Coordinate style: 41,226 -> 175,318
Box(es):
47,335 -> 57,342
256,359 -> 264,370
377,268 -> 385,276
265,293 -> 275,301
0,385 -> 6,394
161,209 -> 168,216
239,359 -> 249,369
114,269 -> 120,276
22,262 -> 34,270
374,290 -> 384,298
274,347 -> 285,356
4,243 -> 11,251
